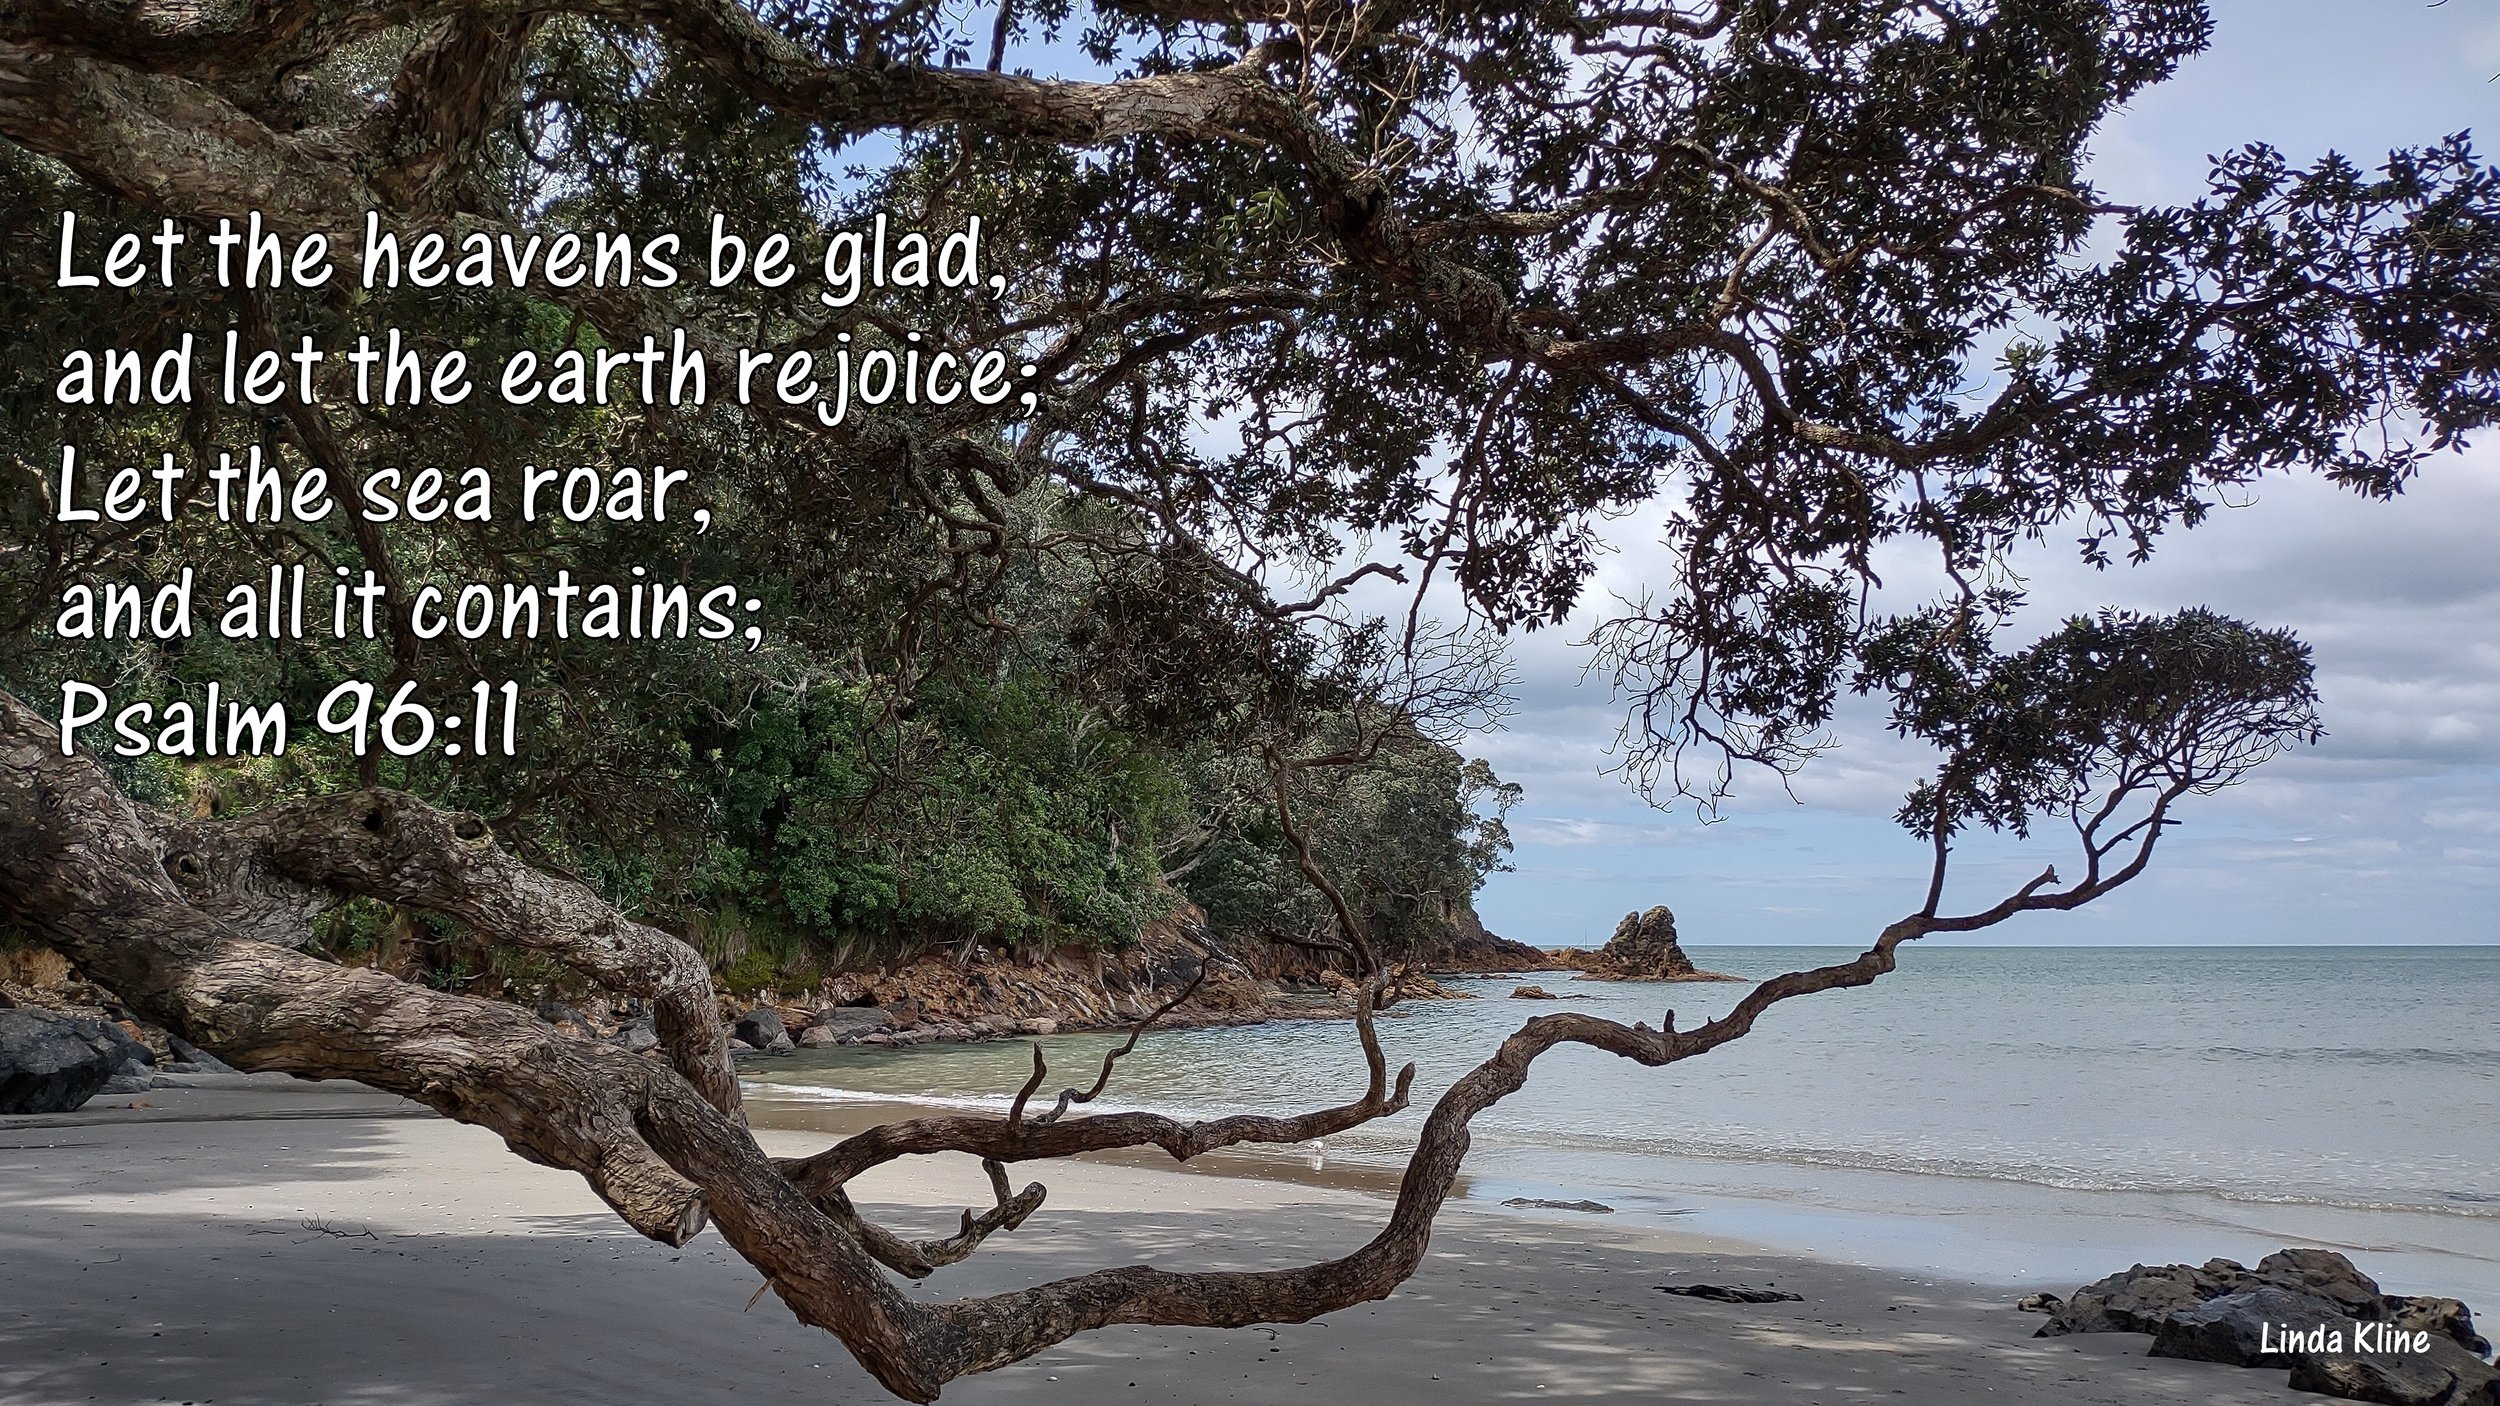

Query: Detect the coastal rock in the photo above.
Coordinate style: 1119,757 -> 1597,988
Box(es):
2252,1247 -> 2387,1319
167,1035 -> 236,1073
2288,1335 -> 2500,1406
1509,985 -> 1559,1000
1656,1284 -> 1803,1304
1576,906 -> 1741,983
2034,1259 -> 2244,1336
2387,1295 -> 2489,1355
2149,1285 -> 2348,1367
612,1016 -> 660,1054
1418,907 -> 1571,973
725,899 -> 1499,1047
86,1018 -> 154,1075
0,1008 -> 123,1114
2045,1249 -> 2497,1406
808,1008 -> 893,1042
1501,1197 -> 1613,1213
733,1006 -> 787,1050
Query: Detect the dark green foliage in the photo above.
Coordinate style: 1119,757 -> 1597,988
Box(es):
1181,731 -> 1518,960
1859,608 -> 2323,840
699,675 -> 1187,952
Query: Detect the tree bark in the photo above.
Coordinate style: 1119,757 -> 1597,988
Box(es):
0,658 -> 2178,1401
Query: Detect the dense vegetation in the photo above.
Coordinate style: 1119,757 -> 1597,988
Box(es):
0,149 -> 1516,988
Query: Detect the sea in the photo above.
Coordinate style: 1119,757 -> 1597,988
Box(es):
739,945 -> 2500,1305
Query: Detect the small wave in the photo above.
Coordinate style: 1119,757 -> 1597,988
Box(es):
2194,1045 -> 2500,1070
742,1084 -> 1015,1112
744,1081 -> 2500,1220
740,1082 -> 1218,1122
1920,1042 -> 2500,1069
1446,1126 -> 2500,1219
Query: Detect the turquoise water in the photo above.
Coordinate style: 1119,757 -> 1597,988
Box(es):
742,945 -> 2500,1303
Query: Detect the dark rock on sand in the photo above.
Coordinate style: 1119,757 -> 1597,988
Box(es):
168,1035 -> 236,1073
1501,1197 -> 1613,1213
2288,1335 -> 2500,1406
0,1008 -> 124,1114
1656,1284 -> 1803,1304
2043,1249 -> 2497,1406
2253,1247 -> 2389,1319
1576,907 -> 1741,983
100,1021 -> 176,1090
2035,1258 -> 2254,1336
2149,1285 -> 2348,1367
88,1019 -> 153,1073
2388,1294 -> 2490,1355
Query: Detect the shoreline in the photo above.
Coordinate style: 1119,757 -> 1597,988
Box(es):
0,1079 -> 2340,1404
737,1077 -> 2500,1312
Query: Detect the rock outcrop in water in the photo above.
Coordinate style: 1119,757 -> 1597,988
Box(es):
1575,906 -> 1741,982
2026,1249 -> 2494,1406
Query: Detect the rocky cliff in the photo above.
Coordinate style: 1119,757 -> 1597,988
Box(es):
707,902 -> 1480,1051
6,893 -> 1509,1063
1411,906 -> 1572,973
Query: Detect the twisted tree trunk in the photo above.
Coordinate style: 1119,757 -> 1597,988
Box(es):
0,690 -> 1578,1397
0,683 -> 1957,1396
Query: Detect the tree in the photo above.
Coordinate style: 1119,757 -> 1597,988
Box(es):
1,1 -> 2492,1399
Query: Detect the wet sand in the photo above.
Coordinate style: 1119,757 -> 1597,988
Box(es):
0,1076 -> 2318,1405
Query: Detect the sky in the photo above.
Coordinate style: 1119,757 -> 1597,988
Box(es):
1464,0 -> 2500,949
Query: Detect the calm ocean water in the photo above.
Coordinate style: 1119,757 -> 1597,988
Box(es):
743,946 -> 2500,1303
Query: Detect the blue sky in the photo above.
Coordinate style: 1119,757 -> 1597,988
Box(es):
1466,0 -> 2500,949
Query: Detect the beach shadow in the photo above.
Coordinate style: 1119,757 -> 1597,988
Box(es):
0,1107 -> 413,1207
2,1160 -> 2317,1406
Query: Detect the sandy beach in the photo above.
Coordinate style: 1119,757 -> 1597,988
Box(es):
0,1076 -> 2326,1406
